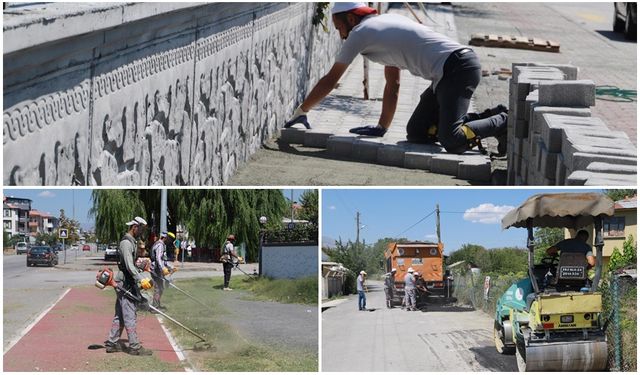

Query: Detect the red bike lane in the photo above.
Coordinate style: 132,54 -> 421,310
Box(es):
3,287 -> 184,371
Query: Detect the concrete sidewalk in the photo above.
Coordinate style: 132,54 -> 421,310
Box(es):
3,287 -> 185,372
279,4 -> 499,183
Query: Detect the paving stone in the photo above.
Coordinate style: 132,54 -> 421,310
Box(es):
326,135 -> 356,157
586,162 -> 637,175
351,138 -> 382,162
530,106 -> 591,135
540,114 -> 608,152
279,128 -> 306,144
565,151 -> 637,173
377,144 -> 405,167
430,154 -> 465,176
303,130 -> 333,148
457,156 -> 492,181
566,170 -> 638,186
538,80 -> 596,107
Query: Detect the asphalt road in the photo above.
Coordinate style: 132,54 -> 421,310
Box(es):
322,281 -> 517,372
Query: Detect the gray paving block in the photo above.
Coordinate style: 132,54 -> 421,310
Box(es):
540,114 -> 608,152
377,144 -> 406,167
279,128 -> 306,144
539,141 -> 559,180
430,154 -> 464,176
565,152 -> 637,173
538,80 -> 596,107
586,162 -> 637,175
352,138 -> 382,162
303,130 -> 333,148
531,106 -> 591,135
566,171 -> 638,186
457,156 -> 492,182
326,136 -> 356,157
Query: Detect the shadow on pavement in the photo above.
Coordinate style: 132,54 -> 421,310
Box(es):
468,345 -> 519,372
595,30 -> 637,43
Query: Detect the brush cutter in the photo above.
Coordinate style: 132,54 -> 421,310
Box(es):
95,268 -> 210,347
149,268 -> 214,312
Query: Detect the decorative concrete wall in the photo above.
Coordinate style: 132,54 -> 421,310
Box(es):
262,243 -> 318,279
3,3 -> 341,185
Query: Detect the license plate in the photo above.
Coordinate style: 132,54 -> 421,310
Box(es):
559,266 -> 585,279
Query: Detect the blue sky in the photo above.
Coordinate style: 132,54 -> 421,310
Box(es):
322,188 -> 603,254
3,189 -> 309,230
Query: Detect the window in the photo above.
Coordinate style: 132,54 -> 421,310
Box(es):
604,216 -> 625,237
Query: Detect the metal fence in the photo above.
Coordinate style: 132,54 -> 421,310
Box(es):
452,270 -> 637,372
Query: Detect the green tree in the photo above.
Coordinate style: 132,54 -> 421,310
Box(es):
297,190 -> 319,225
608,234 -> 637,271
90,190 -> 146,243
603,189 -> 637,201
533,227 -> 564,263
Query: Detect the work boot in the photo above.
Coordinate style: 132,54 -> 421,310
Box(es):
105,341 -> 124,353
127,346 -> 152,356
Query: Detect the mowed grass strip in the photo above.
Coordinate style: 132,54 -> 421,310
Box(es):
158,277 -> 317,371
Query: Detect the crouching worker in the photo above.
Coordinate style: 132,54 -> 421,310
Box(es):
105,216 -> 154,356
285,2 -> 508,155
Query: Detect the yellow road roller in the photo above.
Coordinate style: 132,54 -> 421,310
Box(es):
495,192 -> 613,371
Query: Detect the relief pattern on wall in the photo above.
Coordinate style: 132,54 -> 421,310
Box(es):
3,3 -> 340,185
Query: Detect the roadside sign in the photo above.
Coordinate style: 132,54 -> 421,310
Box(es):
59,228 -> 68,239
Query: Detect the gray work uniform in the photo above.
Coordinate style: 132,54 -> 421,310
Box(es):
107,233 -> 145,350
336,13 -> 507,153
404,272 -> 417,310
151,239 -> 168,307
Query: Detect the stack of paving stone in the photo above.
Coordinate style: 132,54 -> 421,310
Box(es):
507,63 -> 637,186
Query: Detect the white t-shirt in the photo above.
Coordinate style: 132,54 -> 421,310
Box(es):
335,13 -> 464,91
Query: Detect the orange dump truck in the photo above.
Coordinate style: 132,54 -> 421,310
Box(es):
384,241 -> 453,307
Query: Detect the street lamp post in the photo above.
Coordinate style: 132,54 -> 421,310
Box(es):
259,216 -> 267,277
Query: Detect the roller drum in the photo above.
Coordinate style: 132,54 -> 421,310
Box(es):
522,339 -> 608,371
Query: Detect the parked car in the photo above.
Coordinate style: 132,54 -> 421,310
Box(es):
15,242 -> 28,255
26,246 -> 58,267
614,2 -> 637,40
104,244 -> 119,261
82,244 -> 91,251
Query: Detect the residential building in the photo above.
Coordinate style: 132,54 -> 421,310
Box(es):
3,196 -> 32,238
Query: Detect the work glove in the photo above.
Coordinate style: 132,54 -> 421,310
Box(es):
140,278 -> 153,290
284,106 -> 311,129
349,125 -> 387,137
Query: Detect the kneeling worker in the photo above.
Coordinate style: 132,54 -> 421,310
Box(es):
286,2 -> 508,155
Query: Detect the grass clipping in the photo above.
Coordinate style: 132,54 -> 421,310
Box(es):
159,276 -> 317,371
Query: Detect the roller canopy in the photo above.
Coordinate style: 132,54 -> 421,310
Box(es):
502,193 -> 614,230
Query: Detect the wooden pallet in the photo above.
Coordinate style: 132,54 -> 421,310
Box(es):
469,33 -> 560,53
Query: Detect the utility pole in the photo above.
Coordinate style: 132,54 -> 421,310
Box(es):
160,189 -> 167,235
436,204 -> 441,244
356,211 -> 361,245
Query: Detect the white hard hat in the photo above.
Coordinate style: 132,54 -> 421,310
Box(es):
126,216 -> 147,226
331,2 -> 377,15
408,267 -> 415,273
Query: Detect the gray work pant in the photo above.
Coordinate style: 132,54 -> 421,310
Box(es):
406,49 -> 508,153
405,288 -> 417,309
152,272 -> 165,306
107,281 -> 140,349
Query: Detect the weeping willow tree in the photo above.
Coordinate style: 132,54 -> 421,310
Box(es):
90,190 -> 146,243
171,189 -> 288,261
